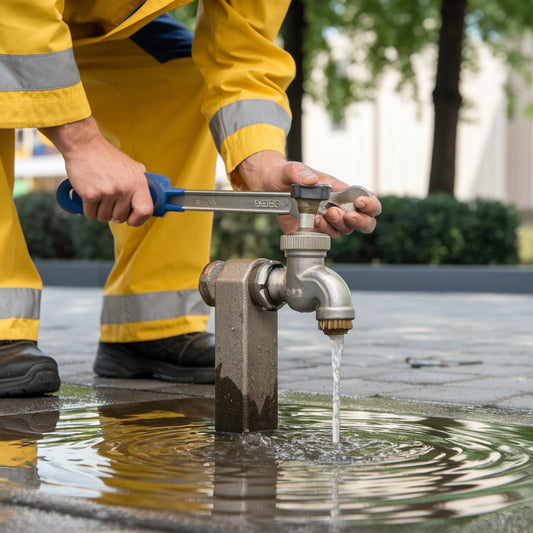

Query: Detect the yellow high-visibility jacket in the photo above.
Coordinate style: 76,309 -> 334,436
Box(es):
0,0 -> 294,174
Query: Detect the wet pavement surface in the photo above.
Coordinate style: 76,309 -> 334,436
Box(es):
0,287 -> 532,532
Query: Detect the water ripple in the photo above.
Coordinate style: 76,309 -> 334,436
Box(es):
6,398 -> 530,527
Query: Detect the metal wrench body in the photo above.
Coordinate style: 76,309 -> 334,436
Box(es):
56,172 -> 371,218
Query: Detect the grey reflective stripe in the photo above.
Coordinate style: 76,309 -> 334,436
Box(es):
0,288 -> 41,320
0,49 -> 80,91
101,289 -> 210,324
209,99 -> 291,152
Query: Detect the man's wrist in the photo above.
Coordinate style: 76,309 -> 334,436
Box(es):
41,116 -> 99,156
233,150 -> 287,191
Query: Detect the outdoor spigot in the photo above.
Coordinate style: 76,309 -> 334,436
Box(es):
272,183 -> 355,336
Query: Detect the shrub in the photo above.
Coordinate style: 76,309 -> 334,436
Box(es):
14,190 -> 75,259
14,190 -> 114,260
328,193 -> 521,265
210,212 -> 284,262
68,215 -> 115,260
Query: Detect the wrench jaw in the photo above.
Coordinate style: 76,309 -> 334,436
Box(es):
288,185 -> 371,219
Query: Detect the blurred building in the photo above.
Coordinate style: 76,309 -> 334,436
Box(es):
303,40 -> 533,215
14,130 -> 66,196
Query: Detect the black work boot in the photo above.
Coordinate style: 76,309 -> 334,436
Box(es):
94,332 -> 215,384
0,341 -> 61,397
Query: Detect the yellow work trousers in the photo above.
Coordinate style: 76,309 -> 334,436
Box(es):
0,129 -> 42,340
0,38 -> 218,343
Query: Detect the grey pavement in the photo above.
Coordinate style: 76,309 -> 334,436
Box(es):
36,287 -> 533,412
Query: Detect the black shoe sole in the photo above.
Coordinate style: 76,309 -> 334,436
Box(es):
0,362 -> 61,397
94,348 -> 215,385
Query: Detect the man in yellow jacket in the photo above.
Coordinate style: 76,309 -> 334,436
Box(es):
0,1 -> 381,396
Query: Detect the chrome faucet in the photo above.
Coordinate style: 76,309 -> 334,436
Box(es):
261,184 -> 355,336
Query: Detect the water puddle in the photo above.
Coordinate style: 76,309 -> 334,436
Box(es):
1,395 -> 533,530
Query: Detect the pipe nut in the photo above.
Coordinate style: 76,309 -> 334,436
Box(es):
249,259 -> 286,311
291,184 -> 331,200
198,260 -> 225,307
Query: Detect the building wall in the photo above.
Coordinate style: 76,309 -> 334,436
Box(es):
302,43 -> 533,210
506,66 -> 533,212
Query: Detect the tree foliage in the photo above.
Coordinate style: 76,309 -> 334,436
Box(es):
302,0 -> 533,122
467,0 -> 533,117
170,0 -> 533,126
170,1 -> 533,195
303,0 -> 439,122
171,1 -> 198,30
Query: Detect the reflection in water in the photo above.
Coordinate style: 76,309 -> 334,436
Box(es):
0,411 -> 59,488
1,399 -> 533,529
38,399 -> 216,514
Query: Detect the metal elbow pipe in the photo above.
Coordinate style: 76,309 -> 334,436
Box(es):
274,231 -> 355,335
285,262 -> 355,321
245,226 -> 355,336
282,259 -> 354,333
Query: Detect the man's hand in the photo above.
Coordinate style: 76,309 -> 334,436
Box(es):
234,150 -> 382,237
41,117 -> 153,226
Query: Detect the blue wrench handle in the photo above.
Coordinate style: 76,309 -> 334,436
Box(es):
56,172 -> 185,217
144,172 -> 186,216
55,178 -> 83,215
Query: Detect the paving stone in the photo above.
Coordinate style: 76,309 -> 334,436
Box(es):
35,287 -> 533,410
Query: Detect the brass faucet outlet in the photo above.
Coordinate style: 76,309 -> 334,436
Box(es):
318,319 -> 353,336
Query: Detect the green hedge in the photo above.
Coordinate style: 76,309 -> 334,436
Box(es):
329,194 -> 521,265
14,190 -> 521,265
14,190 -> 114,260
211,194 -> 521,265
210,211 -> 284,262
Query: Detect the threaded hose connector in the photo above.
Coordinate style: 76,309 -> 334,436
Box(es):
280,232 -> 330,251
318,319 -> 353,335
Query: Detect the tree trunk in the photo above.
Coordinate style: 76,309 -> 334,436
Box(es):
282,0 -> 305,162
428,0 -> 467,195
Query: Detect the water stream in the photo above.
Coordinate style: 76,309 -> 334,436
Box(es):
330,334 -> 344,445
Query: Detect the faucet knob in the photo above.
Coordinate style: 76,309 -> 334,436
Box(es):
291,184 -> 331,201
291,184 -> 332,227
